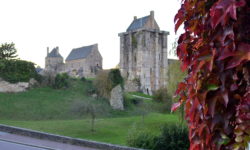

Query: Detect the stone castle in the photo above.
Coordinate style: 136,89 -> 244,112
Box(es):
45,44 -> 102,78
119,11 -> 169,95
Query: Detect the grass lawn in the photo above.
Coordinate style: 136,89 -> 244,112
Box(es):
0,113 -> 179,145
128,92 -> 153,99
0,79 -> 181,146
0,79 -> 98,120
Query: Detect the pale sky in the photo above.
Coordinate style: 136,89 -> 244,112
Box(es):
0,0 -> 182,69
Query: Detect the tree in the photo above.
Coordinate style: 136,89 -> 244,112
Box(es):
0,43 -> 18,60
71,99 -> 107,132
172,0 -> 250,150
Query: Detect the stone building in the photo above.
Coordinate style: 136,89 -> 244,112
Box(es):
118,11 -> 169,95
65,44 -> 102,77
45,44 -> 102,78
45,47 -> 64,72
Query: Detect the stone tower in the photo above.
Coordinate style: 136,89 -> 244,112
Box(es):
45,47 -> 64,72
118,11 -> 169,95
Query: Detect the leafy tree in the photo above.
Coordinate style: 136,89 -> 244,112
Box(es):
108,69 -> 124,88
172,0 -> 250,149
94,70 -> 113,98
0,43 -> 18,60
94,69 -> 123,98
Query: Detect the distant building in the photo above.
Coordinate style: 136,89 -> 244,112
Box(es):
119,11 -> 169,95
45,44 -> 102,78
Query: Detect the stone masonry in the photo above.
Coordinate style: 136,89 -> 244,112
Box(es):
45,44 -> 102,78
119,11 -> 169,95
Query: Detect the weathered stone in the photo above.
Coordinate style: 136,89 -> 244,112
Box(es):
91,94 -> 98,98
110,85 -> 124,110
119,11 -> 169,95
29,78 -> 39,88
45,44 -> 102,78
0,79 -> 29,93
124,80 -> 140,92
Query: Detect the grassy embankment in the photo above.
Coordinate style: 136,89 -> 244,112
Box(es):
0,79 -> 180,145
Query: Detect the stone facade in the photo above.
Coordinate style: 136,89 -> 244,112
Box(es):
45,44 -> 102,78
119,11 -> 169,95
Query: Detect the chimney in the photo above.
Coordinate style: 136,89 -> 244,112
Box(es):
47,47 -> 49,56
150,11 -> 154,18
134,16 -> 137,20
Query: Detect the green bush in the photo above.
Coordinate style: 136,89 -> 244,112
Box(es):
123,93 -> 143,109
127,124 -> 189,150
152,88 -> 172,113
0,59 -> 39,83
94,69 -> 123,98
108,69 -> 123,88
53,73 -> 69,89
153,88 -> 171,103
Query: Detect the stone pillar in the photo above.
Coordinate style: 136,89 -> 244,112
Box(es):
162,32 -> 169,87
128,33 -> 133,80
154,32 -> 160,91
119,34 -> 125,77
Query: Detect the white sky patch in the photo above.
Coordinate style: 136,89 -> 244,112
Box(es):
0,0 -> 183,69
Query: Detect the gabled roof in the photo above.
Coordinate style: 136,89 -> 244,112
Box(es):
66,45 -> 94,61
127,16 -> 150,32
47,48 -> 63,58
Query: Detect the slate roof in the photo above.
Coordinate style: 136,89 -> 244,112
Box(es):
66,45 -> 94,61
47,48 -> 63,58
127,16 -> 150,32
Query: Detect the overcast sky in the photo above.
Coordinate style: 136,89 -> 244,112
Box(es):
0,0 -> 182,69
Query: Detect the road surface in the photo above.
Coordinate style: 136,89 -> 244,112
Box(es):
0,131 -> 99,150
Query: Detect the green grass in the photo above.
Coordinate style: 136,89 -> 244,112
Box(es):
0,113 -> 179,145
0,79 -> 181,146
0,79 -> 96,120
128,92 -> 153,99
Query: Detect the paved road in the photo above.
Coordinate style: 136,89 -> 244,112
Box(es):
0,139 -> 49,150
0,131 -> 99,150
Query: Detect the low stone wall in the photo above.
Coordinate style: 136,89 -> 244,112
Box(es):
0,124 -> 144,150
0,80 -> 29,93
0,78 -> 38,93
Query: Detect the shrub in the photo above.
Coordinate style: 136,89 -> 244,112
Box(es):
0,59 -> 39,83
153,88 -> 172,113
153,87 -> 171,103
80,77 -> 86,82
123,93 -> 143,108
108,69 -> 123,88
94,69 -> 124,98
53,73 -> 69,89
127,131 -> 155,149
127,124 -> 189,150
94,70 -> 112,98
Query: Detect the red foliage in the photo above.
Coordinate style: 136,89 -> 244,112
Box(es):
172,0 -> 250,149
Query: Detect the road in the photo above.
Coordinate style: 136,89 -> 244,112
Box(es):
0,131 -> 99,150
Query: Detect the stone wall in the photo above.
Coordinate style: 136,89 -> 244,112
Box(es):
0,78 -> 37,93
119,30 -> 169,95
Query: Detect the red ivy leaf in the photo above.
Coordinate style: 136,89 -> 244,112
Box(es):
226,43 -> 250,69
210,0 -> 246,28
171,102 -> 181,112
